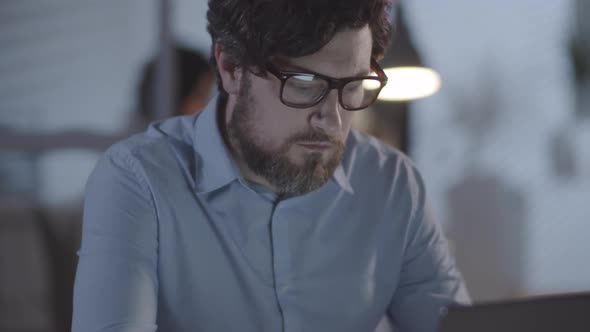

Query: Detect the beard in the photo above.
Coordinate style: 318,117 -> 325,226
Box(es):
227,75 -> 345,196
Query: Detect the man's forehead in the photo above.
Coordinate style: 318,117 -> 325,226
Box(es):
273,57 -> 371,78
274,26 -> 373,78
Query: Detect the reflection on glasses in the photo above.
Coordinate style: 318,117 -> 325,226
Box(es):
264,59 -> 388,111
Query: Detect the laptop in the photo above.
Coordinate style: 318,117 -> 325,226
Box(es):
438,291 -> 590,332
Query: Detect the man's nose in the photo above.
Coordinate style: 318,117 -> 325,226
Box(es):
309,90 -> 343,136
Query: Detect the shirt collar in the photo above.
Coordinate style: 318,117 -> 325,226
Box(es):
331,133 -> 354,194
192,94 -> 241,193
332,163 -> 354,194
192,93 -> 354,195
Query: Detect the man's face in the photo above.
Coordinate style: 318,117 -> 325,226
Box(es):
227,25 -> 373,195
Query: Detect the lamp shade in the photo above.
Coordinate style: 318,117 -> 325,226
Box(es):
378,5 -> 441,102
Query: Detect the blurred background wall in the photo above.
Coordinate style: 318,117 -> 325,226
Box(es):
0,0 -> 589,331
0,0 -> 212,205
404,0 -> 590,301
0,1 -> 210,331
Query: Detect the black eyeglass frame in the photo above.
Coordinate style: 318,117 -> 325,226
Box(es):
263,59 -> 388,111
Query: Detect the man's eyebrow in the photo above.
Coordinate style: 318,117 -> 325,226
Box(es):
275,60 -> 372,78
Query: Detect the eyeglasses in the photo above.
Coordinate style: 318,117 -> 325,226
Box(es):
263,59 -> 388,111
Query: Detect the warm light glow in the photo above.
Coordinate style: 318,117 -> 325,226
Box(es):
371,67 -> 441,102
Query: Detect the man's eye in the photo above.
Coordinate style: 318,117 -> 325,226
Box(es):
345,82 -> 362,92
293,83 -> 313,91
289,76 -> 322,91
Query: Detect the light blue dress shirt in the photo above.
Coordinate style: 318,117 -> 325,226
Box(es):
73,94 -> 469,332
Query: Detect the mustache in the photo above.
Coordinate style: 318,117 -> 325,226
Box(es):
287,131 -> 341,145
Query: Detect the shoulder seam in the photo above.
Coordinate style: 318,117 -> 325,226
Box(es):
106,146 -> 161,229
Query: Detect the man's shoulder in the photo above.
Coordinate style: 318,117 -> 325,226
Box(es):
104,115 -> 197,174
346,130 -> 425,196
347,130 -> 415,173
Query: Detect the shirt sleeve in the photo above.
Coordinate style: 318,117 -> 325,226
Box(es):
72,148 -> 159,332
388,164 -> 470,332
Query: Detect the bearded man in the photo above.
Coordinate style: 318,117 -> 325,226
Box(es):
72,1 -> 469,331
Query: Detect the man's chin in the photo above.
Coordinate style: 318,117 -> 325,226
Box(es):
244,144 -> 343,195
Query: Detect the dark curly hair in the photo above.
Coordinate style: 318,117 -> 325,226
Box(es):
207,0 -> 394,96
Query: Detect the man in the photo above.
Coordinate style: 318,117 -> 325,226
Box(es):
72,0 -> 469,331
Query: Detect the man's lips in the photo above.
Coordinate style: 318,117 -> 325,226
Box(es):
296,141 -> 334,150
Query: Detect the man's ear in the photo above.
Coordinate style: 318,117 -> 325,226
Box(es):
214,43 -> 243,95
